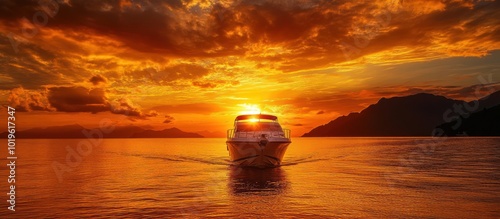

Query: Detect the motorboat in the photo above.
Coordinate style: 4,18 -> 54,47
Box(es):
226,114 -> 291,168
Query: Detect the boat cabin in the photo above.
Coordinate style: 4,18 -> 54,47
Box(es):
227,114 -> 290,139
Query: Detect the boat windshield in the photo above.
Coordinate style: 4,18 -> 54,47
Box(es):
236,122 -> 283,132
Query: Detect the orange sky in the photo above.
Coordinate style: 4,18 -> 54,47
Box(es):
0,0 -> 499,136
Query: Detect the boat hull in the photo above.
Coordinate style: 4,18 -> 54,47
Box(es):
226,140 -> 290,168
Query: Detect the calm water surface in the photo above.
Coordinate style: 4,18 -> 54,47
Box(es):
1,137 -> 499,218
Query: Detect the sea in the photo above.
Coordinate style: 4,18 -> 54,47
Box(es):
0,137 -> 499,218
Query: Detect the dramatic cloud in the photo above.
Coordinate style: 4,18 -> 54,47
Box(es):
1,0 -> 497,76
7,84 -> 159,118
8,87 -> 53,112
0,0 -> 498,135
48,86 -> 109,113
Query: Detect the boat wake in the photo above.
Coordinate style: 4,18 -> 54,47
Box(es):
280,155 -> 330,166
106,152 -> 328,167
106,151 -> 230,166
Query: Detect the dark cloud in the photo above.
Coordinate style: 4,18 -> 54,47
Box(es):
1,0 -> 498,58
192,81 -> 217,89
89,74 -> 107,85
0,35 -> 69,90
191,80 -> 240,89
353,0 -> 500,60
282,121 -> 305,127
191,80 -> 238,89
7,84 -> 159,118
163,115 -> 175,124
0,0 -> 177,52
47,86 -> 109,113
0,0 -> 498,82
440,82 -> 500,100
110,97 -> 159,118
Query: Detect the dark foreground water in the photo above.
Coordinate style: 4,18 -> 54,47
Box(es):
1,137 -> 499,218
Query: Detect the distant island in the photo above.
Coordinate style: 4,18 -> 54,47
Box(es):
0,125 -> 203,139
303,91 -> 500,137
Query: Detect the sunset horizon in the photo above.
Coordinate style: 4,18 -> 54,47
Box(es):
2,88 -> 498,138
1,1 -> 499,218
1,0 -> 499,137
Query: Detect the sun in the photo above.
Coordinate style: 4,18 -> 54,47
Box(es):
248,118 -> 260,123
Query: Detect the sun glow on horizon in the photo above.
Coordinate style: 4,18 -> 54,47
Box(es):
238,103 -> 262,115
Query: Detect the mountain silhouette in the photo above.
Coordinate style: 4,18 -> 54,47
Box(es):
303,91 -> 500,137
0,124 -> 203,138
437,102 -> 500,136
475,89 -> 500,110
